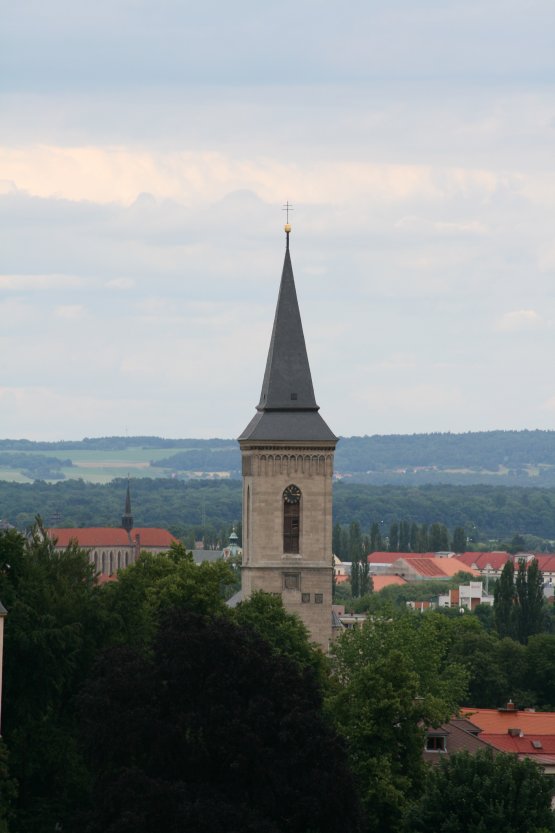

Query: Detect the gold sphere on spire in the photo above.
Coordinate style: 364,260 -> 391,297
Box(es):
284,223 -> 292,233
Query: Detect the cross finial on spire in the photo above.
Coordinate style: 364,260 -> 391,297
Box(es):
282,201 -> 294,223
282,201 -> 293,248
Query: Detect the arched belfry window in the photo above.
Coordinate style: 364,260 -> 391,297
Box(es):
283,484 -> 301,554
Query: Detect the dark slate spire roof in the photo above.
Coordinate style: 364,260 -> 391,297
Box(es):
239,233 -> 336,444
257,241 -> 317,411
121,479 -> 133,533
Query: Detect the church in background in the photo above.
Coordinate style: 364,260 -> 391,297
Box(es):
238,223 -> 337,651
47,481 -> 177,582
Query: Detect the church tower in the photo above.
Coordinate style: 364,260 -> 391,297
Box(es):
238,223 -> 337,651
121,479 -> 133,534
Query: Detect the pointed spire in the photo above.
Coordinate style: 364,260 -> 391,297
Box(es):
121,477 -> 133,533
239,228 -> 336,444
257,235 -> 318,412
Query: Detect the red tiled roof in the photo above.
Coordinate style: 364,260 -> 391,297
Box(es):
372,575 -> 408,591
96,573 -> 118,585
456,552 -> 510,570
133,528 -> 177,547
533,555 -> 555,572
48,527 -> 177,549
462,708 -> 555,734
481,734 -> 555,754
394,557 -> 479,578
367,551 -> 437,564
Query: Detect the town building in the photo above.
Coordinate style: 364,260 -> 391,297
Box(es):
238,225 -> 337,651
436,581 -> 494,610
47,481 -> 178,580
461,704 -> 555,775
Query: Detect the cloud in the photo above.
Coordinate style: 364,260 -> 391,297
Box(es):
0,143 -> 537,208
495,309 -> 544,332
0,4 -> 554,440
0,274 -> 85,291
105,277 -> 135,290
55,304 -> 85,319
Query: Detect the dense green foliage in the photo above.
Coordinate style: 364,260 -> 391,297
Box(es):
5,429 -> 555,485
5,478 -> 555,542
3,522 -> 555,832
494,559 -> 545,643
409,749 -> 555,833
78,609 -> 359,833
329,613 -> 468,833
0,527 -> 110,833
333,482 -> 555,540
0,453 -> 73,481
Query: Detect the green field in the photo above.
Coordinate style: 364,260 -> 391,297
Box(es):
0,446 -> 217,484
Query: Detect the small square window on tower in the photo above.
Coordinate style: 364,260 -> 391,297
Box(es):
302,592 -> 310,603
314,593 -> 323,604
283,573 -> 300,591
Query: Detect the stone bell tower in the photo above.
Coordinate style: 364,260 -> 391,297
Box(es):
238,222 -> 337,651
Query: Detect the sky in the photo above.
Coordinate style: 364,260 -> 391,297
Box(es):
1,0 -> 554,441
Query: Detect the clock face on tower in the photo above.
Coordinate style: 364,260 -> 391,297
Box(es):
283,484 -> 301,505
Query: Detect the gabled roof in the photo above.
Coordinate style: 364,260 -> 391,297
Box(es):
393,557 -> 479,578
533,555 -> 555,572
423,721 -> 491,764
481,733 -> 555,755
367,551 -> 437,564
239,235 -> 336,444
372,575 -> 408,591
48,527 -> 177,549
462,707 -> 555,734
456,551 -> 510,570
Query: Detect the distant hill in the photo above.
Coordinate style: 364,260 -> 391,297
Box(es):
2,430 -> 555,485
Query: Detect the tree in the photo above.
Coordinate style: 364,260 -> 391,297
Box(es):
388,522 -> 399,552
429,522 -> 449,551
349,521 -> 362,597
0,741 -> 16,833
232,591 -> 325,676
0,524 -> 110,833
409,749 -> 555,833
417,523 -> 429,552
451,526 -> 466,553
399,520 -> 410,552
328,613 -> 468,833
526,633 -> 555,708
409,522 -> 419,552
101,545 -> 234,649
524,558 -> 545,640
78,610 -> 361,833
494,559 -> 515,638
497,558 -> 545,645
370,521 -> 382,552
509,533 -> 527,554
333,522 -> 344,558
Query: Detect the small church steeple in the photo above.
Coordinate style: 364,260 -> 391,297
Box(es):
121,478 -> 133,533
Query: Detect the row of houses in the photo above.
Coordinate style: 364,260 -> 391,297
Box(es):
427,703 -> 555,777
336,548 -> 555,589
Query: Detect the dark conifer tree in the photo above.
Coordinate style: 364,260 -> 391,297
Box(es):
388,522 -> 399,552
399,520 -> 410,552
370,521 -> 383,552
494,560 -> 515,639
451,526 -> 466,553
